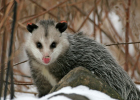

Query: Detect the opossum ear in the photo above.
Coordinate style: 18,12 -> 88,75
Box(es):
27,23 -> 38,33
56,21 -> 67,33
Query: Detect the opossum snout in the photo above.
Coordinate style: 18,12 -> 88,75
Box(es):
42,56 -> 50,64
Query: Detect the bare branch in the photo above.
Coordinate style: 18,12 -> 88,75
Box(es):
105,41 -> 140,46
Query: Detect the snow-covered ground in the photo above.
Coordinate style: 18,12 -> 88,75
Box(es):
12,86 -> 117,100
1,85 -> 140,100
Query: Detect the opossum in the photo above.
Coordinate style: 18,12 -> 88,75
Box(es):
25,19 -> 140,99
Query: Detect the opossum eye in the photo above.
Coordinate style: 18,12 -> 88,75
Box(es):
36,42 -> 42,49
56,21 -> 67,33
27,23 -> 38,33
50,42 -> 57,49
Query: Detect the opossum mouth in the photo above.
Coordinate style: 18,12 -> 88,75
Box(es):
42,57 -> 50,64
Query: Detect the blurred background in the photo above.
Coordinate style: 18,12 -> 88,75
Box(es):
0,0 -> 140,98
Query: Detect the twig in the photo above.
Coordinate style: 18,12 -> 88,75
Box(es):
13,60 -> 28,66
61,0 -> 86,7
0,0 -> 13,29
0,0 -> 13,12
131,52 -> 140,78
14,74 -> 31,78
0,57 -> 28,70
0,0 -> 7,98
135,81 -> 140,85
129,15 -> 140,52
105,41 -> 140,46
0,60 -> 29,73
22,0 -> 70,24
72,2 -> 104,34
29,0 -> 57,19
124,0 -> 131,72
0,27 -> 8,100
92,1 -> 96,38
4,81 -> 33,85
0,12 -> 26,29
29,0 -> 46,10
77,0 -> 101,31
28,0 -> 75,32
4,1 -> 17,99
97,8 -> 102,43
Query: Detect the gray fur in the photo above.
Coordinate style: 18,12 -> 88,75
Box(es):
26,51 -> 53,97
25,19 -> 140,99
39,20 -> 55,37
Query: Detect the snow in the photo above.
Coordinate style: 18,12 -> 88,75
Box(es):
13,85 -> 116,100
109,12 -> 123,35
137,85 -> 140,90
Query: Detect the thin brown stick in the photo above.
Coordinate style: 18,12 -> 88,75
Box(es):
0,0 -> 7,97
28,0 -> 75,32
14,82 -> 33,85
131,52 -> 140,78
105,41 -> 140,46
77,2 -> 98,31
29,0 -> 46,11
22,0 -> 69,24
135,81 -> 140,85
0,60 -> 28,73
0,12 -> 26,29
13,60 -> 28,66
129,21 -> 139,52
4,81 -> 33,85
14,74 -> 31,78
0,0 -> 13,29
61,0 -> 86,7
124,0 -> 131,72
0,0 -> 11,12
72,1 -> 103,34
98,17 -> 102,43
93,4 -> 96,38
0,28 -> 8,98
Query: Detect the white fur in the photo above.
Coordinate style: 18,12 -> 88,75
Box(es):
25,34 -> 57,86
25,23 -> 69,86
50,33 -> 69,63
31,60 -> 57,86
25,33 -> 43,62
25,24 -> 69,66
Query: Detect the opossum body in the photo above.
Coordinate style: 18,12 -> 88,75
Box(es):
25,19 -> 140,99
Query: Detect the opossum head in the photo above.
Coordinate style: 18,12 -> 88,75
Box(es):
25,20 -> 69,65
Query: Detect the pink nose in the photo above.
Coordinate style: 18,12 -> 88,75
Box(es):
42,56 -> 50,64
